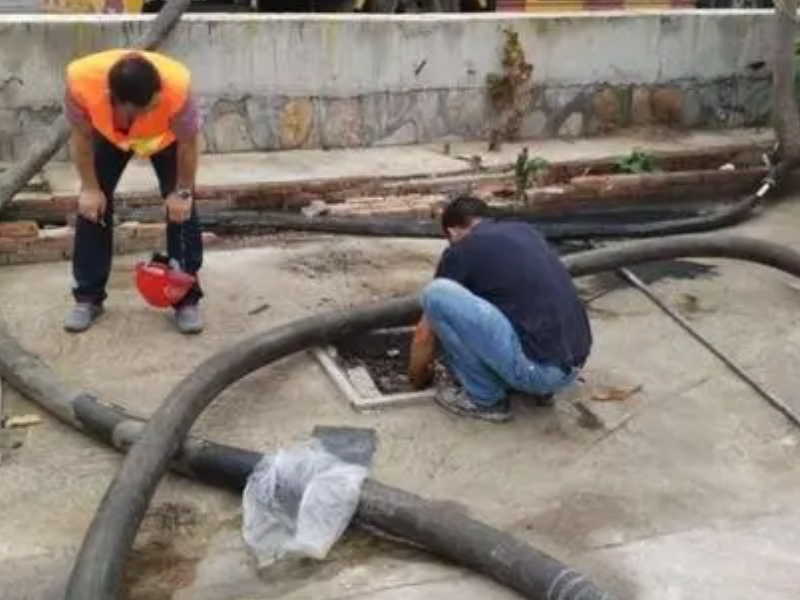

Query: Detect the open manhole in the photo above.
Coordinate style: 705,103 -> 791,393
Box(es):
313,327 -> 436,411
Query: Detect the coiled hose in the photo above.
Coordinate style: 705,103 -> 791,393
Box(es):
7,235 -> 800,599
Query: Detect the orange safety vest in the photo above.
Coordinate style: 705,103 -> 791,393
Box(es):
67,49 -> 190,157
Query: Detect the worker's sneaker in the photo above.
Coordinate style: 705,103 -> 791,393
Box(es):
434,387 -> 512,423
175,304 -> 204,335
64,303 -> 104,333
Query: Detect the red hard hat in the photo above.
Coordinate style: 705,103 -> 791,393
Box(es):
135,260 -> 196,308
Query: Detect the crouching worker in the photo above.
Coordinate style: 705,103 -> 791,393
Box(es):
63,49 -> 204,334
408,196 -> 592,423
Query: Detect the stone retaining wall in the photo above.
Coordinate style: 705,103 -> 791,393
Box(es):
0,11 -> 775,160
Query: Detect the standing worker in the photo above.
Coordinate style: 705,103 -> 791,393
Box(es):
408,196 -> 592,423
63,49 -> 204,334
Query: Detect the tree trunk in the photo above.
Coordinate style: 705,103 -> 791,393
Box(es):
773,0 -> 800,166
0,0 -> 193,215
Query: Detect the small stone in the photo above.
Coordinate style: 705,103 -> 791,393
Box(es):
301,200 -> 330,218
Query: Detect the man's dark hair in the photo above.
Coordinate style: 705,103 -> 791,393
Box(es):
441,195 -> 489,231
108,53 -> 162,107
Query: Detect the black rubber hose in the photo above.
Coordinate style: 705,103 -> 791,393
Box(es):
179,192 -> 763,241
0,304 -> 609,600
12,234 -> 800,599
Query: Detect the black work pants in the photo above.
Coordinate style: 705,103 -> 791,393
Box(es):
71,133 -> 204,307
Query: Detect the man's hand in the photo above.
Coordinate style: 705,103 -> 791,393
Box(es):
77,188 -> 106,224
408,316 -> 437,390
165,192 -> 192,223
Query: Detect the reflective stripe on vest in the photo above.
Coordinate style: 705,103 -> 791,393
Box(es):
67,49 -> 190,157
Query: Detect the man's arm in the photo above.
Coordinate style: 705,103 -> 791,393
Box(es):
408,316 -> 437,389
166,93 -> 201,223
70,129 -> 100,193
177,133 -> 199,191
65,88 -> 106,224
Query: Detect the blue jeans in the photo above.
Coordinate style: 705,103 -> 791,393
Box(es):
421,278 -> 577,407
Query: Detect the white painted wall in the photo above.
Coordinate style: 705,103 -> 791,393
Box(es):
0,11 -> 775,109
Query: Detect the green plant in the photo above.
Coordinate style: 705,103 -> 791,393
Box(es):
615,150 -> 658,174
514,148 -> 550,200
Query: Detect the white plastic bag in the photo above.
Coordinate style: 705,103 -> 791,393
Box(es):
242,439 -> 368,565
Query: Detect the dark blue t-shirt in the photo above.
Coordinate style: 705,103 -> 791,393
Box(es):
435,220 -> 591,370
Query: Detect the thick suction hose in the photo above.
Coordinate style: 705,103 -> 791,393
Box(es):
7,235 -> 800,599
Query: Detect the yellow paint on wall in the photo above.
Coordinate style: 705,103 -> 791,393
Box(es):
41,0 -> 144,13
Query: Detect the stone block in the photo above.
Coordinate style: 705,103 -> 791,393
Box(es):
210,111 -> 253,153
737,77 -> 772,126
591,87 -> 623,132
321,98 -> 364,149
134,223 -> 166,240
0,237 -> 20,252
443,89 -> 488,138
559,112 -> 584,138
543,87 -> 583,114
279,98 -> 315,150
518,109 -> 548,138
680,88 -> 703,128
37,234 -> 73,254
375,121 -> 418,147
412,91 -> 448,142
631,87 -> 653,126
652,87 -> 684,126
39,226 -> 73,241
244,96 -> 278,150
116,221 -> 139,239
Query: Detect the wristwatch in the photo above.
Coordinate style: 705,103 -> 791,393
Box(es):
176,188 -> 193,201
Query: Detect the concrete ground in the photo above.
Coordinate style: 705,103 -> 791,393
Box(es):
2,144 -> 800,599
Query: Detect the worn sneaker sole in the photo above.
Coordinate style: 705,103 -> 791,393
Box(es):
175,321 -> 204,335
434,394 -> 512,424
